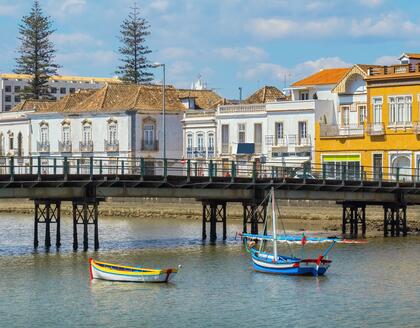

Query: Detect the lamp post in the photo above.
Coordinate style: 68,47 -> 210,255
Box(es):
152,63 -> 166,160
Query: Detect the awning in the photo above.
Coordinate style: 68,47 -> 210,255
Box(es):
237,143 -> 255,154
322,154 -> 360,162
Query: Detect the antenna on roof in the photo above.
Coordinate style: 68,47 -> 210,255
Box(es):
239,87 -> 243,103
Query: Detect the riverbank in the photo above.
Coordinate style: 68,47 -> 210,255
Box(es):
1,198 -> 420,234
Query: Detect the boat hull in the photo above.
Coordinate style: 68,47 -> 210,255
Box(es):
90,259 -> 177,283
251,250 -> 331,276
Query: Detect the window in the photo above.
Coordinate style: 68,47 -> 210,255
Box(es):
254,123 -> 262,153
222,124 -> 229,153
107,121 -> 118,144
144,124 -> 154,146
5,86 -> 11,92
14,86 -> 20,93
298,121 -> 307,138
197,133 -> 204,151
60,87 -> 66,94
358,105 -> 366,125
389,96 -> 411,124
300,91 -> 309,100
373,154 -> 383,180
238,123 -> 246,143
5,95 -> 11,102
275,122 -> 284,145
8,132 -> 13,150
82,123 -> 92,144
341,106 -> 350,126
208,133 -> 214,150
187,133 -> 193,150
0,133 -> 4,155
373,97 -> 382,123
51,87 -> 57,94
69,88 -> 76,94
62,124 -> 71,144
17,132 -> 23,157
40,124 -> 49,144
14,95 -> 21,103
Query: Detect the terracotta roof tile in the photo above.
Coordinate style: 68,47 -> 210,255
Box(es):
245,86 -> 286,104
176,89 -> 223,109
291,68 -> 351,87
11,99 -> 55,112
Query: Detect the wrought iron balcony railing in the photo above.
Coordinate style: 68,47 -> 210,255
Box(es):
59,141 -> 72,153
367,123 -> 385,136
79,140 -> 94,152
37,142 -> 50,153
104,139 -> 119,152
141,140 -> 159,151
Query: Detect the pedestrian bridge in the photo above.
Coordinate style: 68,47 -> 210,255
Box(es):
0,156 -> 417,249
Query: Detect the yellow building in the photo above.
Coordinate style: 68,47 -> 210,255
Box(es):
316,54 -> 420,181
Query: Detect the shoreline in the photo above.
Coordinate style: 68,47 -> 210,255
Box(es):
0,199 -> 420,235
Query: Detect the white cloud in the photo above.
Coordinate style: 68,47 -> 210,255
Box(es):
248,17 -> 342,39
374,55 -> 398,66
160,47 -> 195,60
214,46 -> 268,62
240,57 -> 351,83
350,14 -> 420,38
359,0 -> 384,7
0,4 -> 18,16
52,33 -> 100,45
56,50 -> 117,66
149,0 -> 169,12
47,0 -> 86,17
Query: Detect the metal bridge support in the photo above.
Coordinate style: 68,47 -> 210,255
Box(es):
341,203 -> 366,238
34,200 -> 61,248
383,205 -> 407,237
202,201 -> 227,243
242,202 -> 267,235
72,201 -> 99,251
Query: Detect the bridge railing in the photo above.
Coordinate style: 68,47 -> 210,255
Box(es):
0,155 -> 418,184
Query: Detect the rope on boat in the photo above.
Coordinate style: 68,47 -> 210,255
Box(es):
275,200 -> 295,258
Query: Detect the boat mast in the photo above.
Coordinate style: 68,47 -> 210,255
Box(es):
271,187 -> 278,260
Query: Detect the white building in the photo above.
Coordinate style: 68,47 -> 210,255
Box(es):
0,73 -> 119,112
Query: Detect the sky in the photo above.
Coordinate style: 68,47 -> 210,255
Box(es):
1,0 -> 420,99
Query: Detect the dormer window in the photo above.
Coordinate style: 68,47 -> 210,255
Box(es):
180,97 -> 196,109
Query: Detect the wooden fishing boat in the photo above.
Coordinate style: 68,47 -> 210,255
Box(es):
89,259 -> 178,283
243,187 -> 336,277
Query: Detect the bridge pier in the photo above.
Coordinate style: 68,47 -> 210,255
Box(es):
202,201 -> 227,243
242,202 -> 267,235
34,200 -> 61,248
341,203 -> 366,238
72,200 -> 99,251
383,205 -> 407,237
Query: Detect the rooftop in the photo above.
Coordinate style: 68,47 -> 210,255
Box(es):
291,68 -> 351,87
0,73 -> 120,83
244,86 -> 287,104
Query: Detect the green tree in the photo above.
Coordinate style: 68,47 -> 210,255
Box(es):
14,0 -> 59,99
116,4 -> 153,84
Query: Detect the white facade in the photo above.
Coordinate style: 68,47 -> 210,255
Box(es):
0,74 -> 118,112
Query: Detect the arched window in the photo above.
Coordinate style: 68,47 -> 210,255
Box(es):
107,119 -> 118,145
142,117 -> 156,150
17,132 -> 23,157
61,121 -> 71,145
82,120 -> 92,144
207,132 -> 215,158
40,122 -> 49,145
392,155 -> 411,181
197,133 -> 204,157
187,133 -> 193,150
0,133 -> 4,156
8,131 -> 14,151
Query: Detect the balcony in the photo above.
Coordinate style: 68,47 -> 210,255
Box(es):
79,140 -> 93,152
104,139 -> 119,152
367,123 -> 385,136
37,141 -> 50,153
271,135 -> 312,154
320,124 -> 364,138
186,147 -> 215,159
141,140 -> 159,151
59,141 -> 72,153
218,103 -> 266,114
221,143 -> 230,154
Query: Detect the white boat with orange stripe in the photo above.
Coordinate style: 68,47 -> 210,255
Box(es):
89,259 -> 179,283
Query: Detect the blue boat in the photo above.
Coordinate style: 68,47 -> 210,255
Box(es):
244,188 -> 336,277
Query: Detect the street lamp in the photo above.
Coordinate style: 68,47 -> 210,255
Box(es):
152,62 -> 166,160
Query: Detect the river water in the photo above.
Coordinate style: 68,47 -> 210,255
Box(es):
1,214 -> 420,327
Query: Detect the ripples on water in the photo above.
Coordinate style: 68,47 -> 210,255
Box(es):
0,214 -> 420,327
